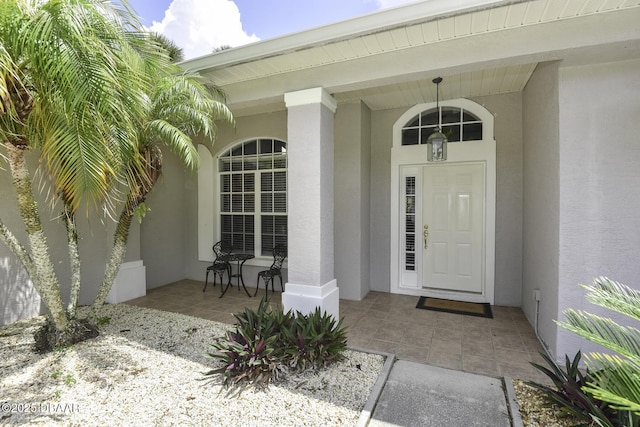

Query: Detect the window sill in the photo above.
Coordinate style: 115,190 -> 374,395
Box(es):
243,257 -> 288,269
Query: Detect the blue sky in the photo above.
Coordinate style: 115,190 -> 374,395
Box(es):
126,0 -> 418,59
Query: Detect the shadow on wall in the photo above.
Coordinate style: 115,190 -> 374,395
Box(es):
0,256 -> 41,326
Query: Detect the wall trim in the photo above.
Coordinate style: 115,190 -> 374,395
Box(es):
284,87 -> 337,113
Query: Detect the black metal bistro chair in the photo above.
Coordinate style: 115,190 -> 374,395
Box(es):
203,241 -> 231,292
253,244 -> 287,297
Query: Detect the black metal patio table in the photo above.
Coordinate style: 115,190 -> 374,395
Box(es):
219,253 -> 255,298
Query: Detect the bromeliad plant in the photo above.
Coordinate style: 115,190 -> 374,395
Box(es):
205,298 -> 347,388
281,307 -> 348,371
527,351 -> 612,423
205,299 -> 282,387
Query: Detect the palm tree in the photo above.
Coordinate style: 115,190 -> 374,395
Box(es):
559,277 -> 640,425
151,32 -> 184,63
93,70 -> 233,313
0,0 -> 182,348
90,30 -> 233,312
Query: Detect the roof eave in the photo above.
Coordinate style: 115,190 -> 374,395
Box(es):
179,0 -> 527,73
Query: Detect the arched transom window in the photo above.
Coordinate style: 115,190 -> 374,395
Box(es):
401,106 -> 483,146
218,138 -> 287,256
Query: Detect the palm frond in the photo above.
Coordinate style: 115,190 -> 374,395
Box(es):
6,0 -> 171,213
559,310 -> 640,364
145,119 -> 199,169
583,353 -> 640,414
557,277 -> 640,423
583,277 -> 640,322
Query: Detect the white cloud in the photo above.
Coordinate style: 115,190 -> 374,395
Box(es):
374,0 -> 422,9
148,0 -> 259,60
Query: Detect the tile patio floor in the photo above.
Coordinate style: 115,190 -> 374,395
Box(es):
125,279 -> 550,384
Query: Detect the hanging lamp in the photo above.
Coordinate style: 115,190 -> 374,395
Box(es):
426,77 -> 447,162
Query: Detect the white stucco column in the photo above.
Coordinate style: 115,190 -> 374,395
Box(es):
283,87 -> 339,319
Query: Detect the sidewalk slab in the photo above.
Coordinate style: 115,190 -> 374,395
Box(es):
368,360 -> 510,427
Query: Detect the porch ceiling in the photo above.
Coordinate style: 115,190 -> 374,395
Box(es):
181,0 -> 640,116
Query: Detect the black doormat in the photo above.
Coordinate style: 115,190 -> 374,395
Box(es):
416,296 -> 493,318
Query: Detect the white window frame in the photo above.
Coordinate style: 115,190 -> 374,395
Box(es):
198,138 -> 287,267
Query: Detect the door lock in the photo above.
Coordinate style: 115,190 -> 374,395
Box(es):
423,224 -> 429,249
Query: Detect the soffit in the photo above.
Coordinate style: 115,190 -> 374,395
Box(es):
184,0 -> 640,115
333,63 -> 538,110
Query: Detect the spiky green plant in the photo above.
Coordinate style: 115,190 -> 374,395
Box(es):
558,277 -> 640,425
205,299 -> 282,387
527,351 -> 612,423
281,307 -> 348,371
205,299 -> 348,388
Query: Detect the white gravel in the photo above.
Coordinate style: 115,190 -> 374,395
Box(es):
0,304 -> 385,426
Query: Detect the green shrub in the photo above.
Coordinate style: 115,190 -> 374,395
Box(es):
281,307 -> 347,371
205,299 -> 281,387
205,298 -> 347,388
527,351 -> 611,423
529,277 -> 640,427
559,278 -> 640,416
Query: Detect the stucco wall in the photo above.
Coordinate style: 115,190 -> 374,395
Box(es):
522,61 -> 561,356
335,101 -> 372,300
369,108 -> 397,292
140,148 -> 188,289
473,92 -> 524,306
555,58 -> 640,358
287,101 -> 335,287
360,104 -> 372,299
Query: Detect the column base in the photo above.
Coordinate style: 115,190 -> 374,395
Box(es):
106,260 -> 146,304
282,279 -> 339,319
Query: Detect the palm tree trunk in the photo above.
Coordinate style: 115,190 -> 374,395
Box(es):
92,152 -> 159,316
0,219 -> 36,279
6,144 -> 68,330
64,205 -> 81,318
91,200 -> 134,315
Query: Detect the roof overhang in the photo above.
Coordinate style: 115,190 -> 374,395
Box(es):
180,0 -> 640,116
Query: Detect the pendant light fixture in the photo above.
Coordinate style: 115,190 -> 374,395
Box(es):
427,77 -> 447,162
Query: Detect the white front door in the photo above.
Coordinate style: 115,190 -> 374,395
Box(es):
422,163 -> 485,293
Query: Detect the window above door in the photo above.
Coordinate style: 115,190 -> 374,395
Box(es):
401,106 -> 483,146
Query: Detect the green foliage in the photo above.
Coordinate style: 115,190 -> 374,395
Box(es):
132,202 -> 150,224
0,0 -> 234,344
97,316 -> 111,326
559,278 -> 640,426
527,351 -> 612,424
530,277 -> 640,427
64,374 -> 76,386
150,32 -> 184,63
205,299 -> 347,388
280,307 -> 348,371
205,299 -> 281,388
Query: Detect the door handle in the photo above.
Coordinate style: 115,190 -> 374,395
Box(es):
423,225 -> 429,250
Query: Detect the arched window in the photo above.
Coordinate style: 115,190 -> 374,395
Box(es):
401,106 -> 483,146
218,138 -> 287,256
